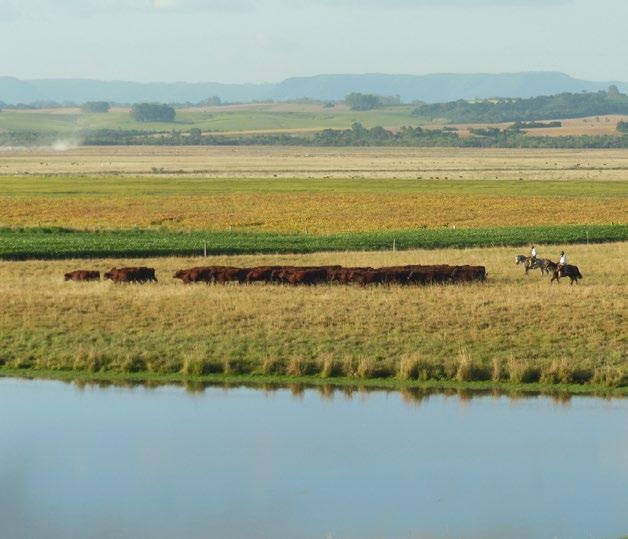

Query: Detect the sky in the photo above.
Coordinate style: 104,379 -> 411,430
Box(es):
0,0 -> 626,83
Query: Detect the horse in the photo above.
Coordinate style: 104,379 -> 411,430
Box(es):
516,255 -> 547,275
548,262 -> 583,285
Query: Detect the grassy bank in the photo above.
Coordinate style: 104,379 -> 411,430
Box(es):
0,244 -> 625,392
1,224 -> 626,260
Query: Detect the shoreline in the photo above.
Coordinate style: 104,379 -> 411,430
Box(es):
2,368 -> 625,397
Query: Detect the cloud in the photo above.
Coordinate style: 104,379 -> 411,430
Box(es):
0,0 -> 260,19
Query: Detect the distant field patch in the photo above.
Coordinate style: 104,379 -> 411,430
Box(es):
1,147 -> 626,181
0,176 -> 625,234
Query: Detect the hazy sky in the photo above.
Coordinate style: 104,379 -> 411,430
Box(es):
0,0 -> 626,83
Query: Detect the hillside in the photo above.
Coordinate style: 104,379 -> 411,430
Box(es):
1,72 -> 626,105
271,72 -> 627,103
413,89 -> 628,123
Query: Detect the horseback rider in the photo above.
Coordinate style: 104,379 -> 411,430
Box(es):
530,245 -> 537,265
558,251 -> 567,272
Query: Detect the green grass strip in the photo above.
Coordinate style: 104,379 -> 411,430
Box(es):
0,224 -> 625,260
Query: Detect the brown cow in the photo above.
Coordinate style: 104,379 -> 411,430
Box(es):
173,267 -> 213,283
246,266 -> 286,284
284,268 -> 329,285
64,270 -> 100,282
213,266 -> 249,284
104,267 -> 157,283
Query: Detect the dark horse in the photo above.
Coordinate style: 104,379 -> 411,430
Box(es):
544,260 -> 583,285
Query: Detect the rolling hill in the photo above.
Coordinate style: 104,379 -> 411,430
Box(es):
1,72 -> 626,105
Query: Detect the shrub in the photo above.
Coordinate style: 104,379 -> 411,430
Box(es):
130,103 -> 176,122
507,357 -> 541,383
81,101 -> 110,113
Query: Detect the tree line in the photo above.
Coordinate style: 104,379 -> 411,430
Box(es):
412,87 -> 628,123
67,122 -> 626,148
2,123 -> 625,148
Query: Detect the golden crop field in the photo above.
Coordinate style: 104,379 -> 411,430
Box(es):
0,243 -> 625,389
2,184 -> 626,233
0,147 -> 626,233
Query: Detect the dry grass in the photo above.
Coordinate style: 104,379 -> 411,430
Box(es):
1,146 -> 628,180
0,243 -> 625,387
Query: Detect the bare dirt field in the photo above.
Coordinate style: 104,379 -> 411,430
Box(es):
453,115 -> 627,137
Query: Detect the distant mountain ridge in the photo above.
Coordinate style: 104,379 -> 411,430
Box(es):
1,72 -> 626,105
273,72 -> 627,103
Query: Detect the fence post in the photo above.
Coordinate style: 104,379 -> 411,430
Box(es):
393,239 -> 396,252
586,231 -> 589,245
204,241 -> 207,257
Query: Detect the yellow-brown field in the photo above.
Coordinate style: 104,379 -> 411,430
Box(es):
0,147 -> 626,233
2,186 -> 625,233
0,243 -> 625,388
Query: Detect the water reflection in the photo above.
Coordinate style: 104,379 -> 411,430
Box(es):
1,377 -> 626,539
62,376 -> 606,408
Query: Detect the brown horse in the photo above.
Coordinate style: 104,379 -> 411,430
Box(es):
545,260 -> 583,285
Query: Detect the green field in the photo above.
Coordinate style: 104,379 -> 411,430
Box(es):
1,172 -> 625,258
0,106 -> 424,135
1,225 -> 625,260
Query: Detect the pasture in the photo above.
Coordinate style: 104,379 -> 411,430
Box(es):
0,105 -> 625,138
0,149 -> 626,237
0,243 -> 625,392
0,105 -> 423,135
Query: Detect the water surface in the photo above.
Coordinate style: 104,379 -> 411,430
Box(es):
0,378 -> 626,539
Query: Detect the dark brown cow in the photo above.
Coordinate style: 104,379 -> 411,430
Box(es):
104,267 -> 157,283
450,265 -> 487,283
246,266 -> 287,284
173,267 -> 214,283
172,263 -> 487,287
283,268 -> 329,285
213,267 -> 249,284
64,270 -> 100,282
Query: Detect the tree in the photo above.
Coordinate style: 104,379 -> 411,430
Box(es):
345,93 -> 380,111
187,128 -> 202,143
198,96 -> 222,106
608,85 -> 620,96
130,103 -> 176,122
81,101 -> 110,113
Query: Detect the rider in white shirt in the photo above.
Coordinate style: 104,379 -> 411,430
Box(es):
530,245 -> 537,263
558,251 -> 567,269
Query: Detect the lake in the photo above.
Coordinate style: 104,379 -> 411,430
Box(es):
0,378 -> 626,539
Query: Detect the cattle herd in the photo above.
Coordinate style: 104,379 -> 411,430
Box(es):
64,264 -> 487,286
